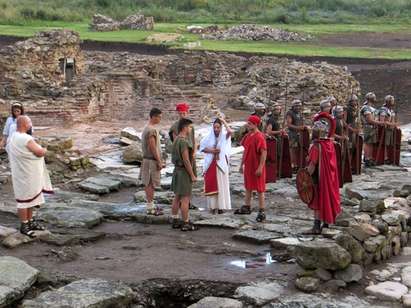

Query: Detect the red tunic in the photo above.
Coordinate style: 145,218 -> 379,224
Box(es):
241,131 -> 267,193
308,139 -> 341,224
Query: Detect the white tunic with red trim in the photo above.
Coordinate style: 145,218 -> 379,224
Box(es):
7,132 -> 53,209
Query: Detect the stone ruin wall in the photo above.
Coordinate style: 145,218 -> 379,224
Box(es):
0,30 -> 360,128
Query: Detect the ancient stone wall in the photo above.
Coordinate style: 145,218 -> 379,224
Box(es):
0,30 -> 360,127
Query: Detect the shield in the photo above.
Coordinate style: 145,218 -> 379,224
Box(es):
296,168 -> 314,205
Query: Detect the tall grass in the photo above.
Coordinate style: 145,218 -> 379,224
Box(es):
1,0 -> 411,25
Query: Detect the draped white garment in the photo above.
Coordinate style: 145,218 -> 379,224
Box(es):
7,132 -> 52,208
199,127 -> 232,174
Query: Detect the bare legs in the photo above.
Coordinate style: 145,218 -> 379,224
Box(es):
18,208 -> 33,222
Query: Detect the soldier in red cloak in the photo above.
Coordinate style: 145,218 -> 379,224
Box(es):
306,114 -> 341,234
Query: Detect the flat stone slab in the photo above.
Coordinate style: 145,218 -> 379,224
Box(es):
233,230 -> 283,244
0,226 -> 17,239
194,216 -> 245,229
45,189 -> 98,203
365,281 -> 408,301
22,278 -> 134,308
38,206 -> 103,228
41,229 -> 105,246
0,256 -> 39,307
235,281 -> 284,305
188,297 -> 243,308
79,176 -> 122,194
2,231 -> 50,249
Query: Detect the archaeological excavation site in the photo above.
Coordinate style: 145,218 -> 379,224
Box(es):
0,29 -> 411,307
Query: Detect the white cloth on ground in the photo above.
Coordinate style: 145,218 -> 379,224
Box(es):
7,132 -> 52,209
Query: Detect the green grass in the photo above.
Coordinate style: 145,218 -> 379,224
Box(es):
1,21 -> 411,60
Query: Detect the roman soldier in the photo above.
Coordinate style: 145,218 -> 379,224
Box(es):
264,102 -> 292,181
346,94 -> 363,174
333,106 -> 353,187
376,95 -> 401,165
286,100 -> 309,171
304,113 -> 340,234
360,92 -> 384,167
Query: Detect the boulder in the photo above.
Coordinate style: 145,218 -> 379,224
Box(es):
38,206 -> 103,228
359,199 -> 385,214
79,176 -> 122,194
348,223 -> 379,242
188,297 -> 243,308
120,127 -> 140,142
335,233 -> 364,264
294,277 -> 320,293
0,256 -> 39,307
322,279 -> 347,291
2,231 -> 50,249
363,235 -> 387,253
0,226 -> 17,239
22,279 -> 134,307
234,281 -> 284,305
382,211 -> 406,226
334,264 -> 363,283
365,281 -> 408,301
122,143 -> 143,164
403,294 -> 411,307
293,239 -> 351,270
314,268 -> 332,281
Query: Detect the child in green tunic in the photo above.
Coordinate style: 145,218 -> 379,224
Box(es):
171,118 -> 198,231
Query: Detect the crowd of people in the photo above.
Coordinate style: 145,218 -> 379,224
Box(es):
0,92 -> 401,236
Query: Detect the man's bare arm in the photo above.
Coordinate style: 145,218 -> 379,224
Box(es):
182,148 -> 196,180
26,140 -> 46,157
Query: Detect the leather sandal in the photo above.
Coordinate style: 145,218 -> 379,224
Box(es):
234,205 -> 251,215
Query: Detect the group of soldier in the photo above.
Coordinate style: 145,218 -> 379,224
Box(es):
252,92 -> 401,183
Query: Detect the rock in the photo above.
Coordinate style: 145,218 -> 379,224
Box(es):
22,278 -> 134,307
188,297 -> 243,308
363,235 -> 387,253
195,217 -> 243,229
348,223 -> 379,241
369,267 -> 398,282
120,14 -> 154,31
41,229 -> 105,246
334,264 -> 363,283
372,219 -> 389,235
359,199 -> 385,214
134,190 -> 173,204
392,236 -> 402,256
402,266 -> 411,288
270,237 -> 302,250
314,268 -> 332,281
354,213 -> 372,224
403,293 -> 411,307
0,256 -> 39,307
335,210 -> 356,227
146,33 -> 182,44
122,143 -> 143,164
335,233 -> 364,264
365,281 -> 408,301
38,206 -> 103,228
403,247 -> 411,256
0,226 -> 17,239
234,281 -> 284,305
2,233 -> 34,248
203,24 -> 311,42
322,279 -> 347,291
294,277 -> 320,292
293,239 -> 351,271
233,230 -> 282,244
120,127 -> 140,142
401,232 -> 409,246
382,211 -> 406,226
79,176 -> 122,194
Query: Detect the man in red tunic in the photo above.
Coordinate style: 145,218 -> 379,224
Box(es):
306,117 -> 341,234
235,115 -> 267,222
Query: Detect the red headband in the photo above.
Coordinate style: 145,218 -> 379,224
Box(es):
248,115 -> 261,126
176,103 -> 190,112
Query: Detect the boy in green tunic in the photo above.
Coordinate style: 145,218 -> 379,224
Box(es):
171,118 -> 198,231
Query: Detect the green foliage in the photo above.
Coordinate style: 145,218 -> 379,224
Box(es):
0,0 -> 411,24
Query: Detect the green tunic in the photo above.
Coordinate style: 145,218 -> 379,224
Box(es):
171,137 -> 194,196
169,120 -> 197,176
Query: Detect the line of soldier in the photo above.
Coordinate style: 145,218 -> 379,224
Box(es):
246,92 -> 401,186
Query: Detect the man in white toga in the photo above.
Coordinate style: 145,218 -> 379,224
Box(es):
7,116 -> 52,237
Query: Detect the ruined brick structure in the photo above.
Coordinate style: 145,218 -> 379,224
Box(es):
0,30 -> 360,127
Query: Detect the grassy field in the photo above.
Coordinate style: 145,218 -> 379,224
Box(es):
1,21 -> 411,60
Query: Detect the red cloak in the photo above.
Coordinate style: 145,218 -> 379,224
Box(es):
204,159 -> 218,195
241,131 -> 267,193
308,139 -> 341,224
266,138 -> 277,183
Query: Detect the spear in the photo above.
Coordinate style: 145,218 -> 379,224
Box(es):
278,75 -> 288,178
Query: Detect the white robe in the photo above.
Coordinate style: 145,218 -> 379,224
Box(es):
7,132 -> 52,209
200,127 -> 232,210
